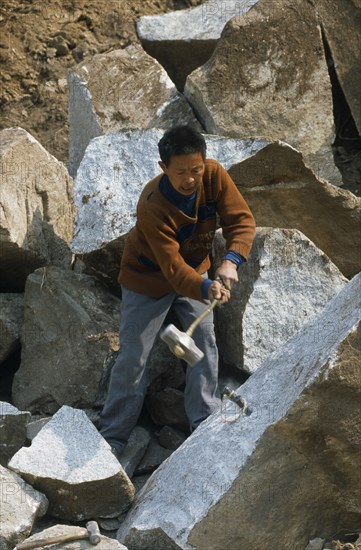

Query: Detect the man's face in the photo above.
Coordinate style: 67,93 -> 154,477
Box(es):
159,152 -> 205,196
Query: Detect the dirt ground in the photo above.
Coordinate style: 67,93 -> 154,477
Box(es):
0,0 -> 202,163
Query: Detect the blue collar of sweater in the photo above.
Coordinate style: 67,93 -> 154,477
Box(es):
159,174 -> 197,216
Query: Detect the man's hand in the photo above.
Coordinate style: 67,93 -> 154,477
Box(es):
208,279 -> 230,304
215,260 -> 238,291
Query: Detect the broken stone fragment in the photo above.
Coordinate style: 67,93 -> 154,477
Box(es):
0,402 -> 31,467
213,227 -> 347,373
17,524 -> 128,549
185,0 -> 342,185
117,273 -> 361,549
0,293 -> 24,363
119,426 -> 151,479
230,141 -> 361,278
12,266 -> 120,414
0,128 -> 74,292
159,426 -> 186,451
134,438 -> 173,476
67,44 -> 201,177
137,0 -> 258,90
0,464 -> 48,550
8,406 -> 135,521
145,388 -> 189,433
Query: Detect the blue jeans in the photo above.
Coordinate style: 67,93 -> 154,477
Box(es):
100,286 -> 221,450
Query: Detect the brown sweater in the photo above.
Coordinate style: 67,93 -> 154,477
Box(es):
118,159 -> 256,301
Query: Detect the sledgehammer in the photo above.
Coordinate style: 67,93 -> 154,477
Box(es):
15,521 -> 101,549
160,277 -> 224,366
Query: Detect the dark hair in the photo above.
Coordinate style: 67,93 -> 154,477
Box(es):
158,125 -> 207,166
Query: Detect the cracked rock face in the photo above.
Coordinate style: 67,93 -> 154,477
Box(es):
0,128 -> 74,292
185,0 -> 342,185
213,227 -> 347,373
67,44 -> 201,177
315,0 -> 361,134
0,464 -> 48,550
8,406 -> 135,521
117,274 -> 361,550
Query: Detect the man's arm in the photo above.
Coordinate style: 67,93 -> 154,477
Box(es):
213,163 -> 256,290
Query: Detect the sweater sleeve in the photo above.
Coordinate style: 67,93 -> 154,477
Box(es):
137,211 -> 206,301
215,163 -> 256,259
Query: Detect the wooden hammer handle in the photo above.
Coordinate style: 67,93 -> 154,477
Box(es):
15,530 -> 88,550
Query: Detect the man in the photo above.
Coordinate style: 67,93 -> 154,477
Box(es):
100,125 -> 255,457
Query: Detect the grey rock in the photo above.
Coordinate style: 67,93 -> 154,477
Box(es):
306,538 -> 326,550
159,426 -> 186,451
315,0 -> 361,134
0,402 -> 30,467
12,266 -> 120,414
145,388 -> 189,433
17,524 -> 128,549
134,438 -> 173,476
185,0 -> 342,185
0,128 -> 74,292
229,141 -> 361,278
0,464 -> 48,550
8,406 -> 135,521
120,426 -> 151,479
147,337 -> 185,394
137,0 -> 258,90
0,293 -> 23,362
213,227 -> 347,374
68,44 -> 201,177
26,417 -> 50,441
117,273 -> 361,550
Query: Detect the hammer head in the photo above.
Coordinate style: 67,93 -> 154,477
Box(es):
160,324 -> 204,366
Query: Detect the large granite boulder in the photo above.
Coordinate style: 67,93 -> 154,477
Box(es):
0,402 -> 31,466
68,44 -> 201,177
12,266 -> 120,414
117,273 -> 361,550
185,0 -> 342,185
230,141 -> 361,278
315,0 -> 361,134
213,227 -> 347,373
137,0 -> 258,90
8,406 -> 135,521
0,128 -> 74,292
0,293 -> 23,363
0,464 -> 48,550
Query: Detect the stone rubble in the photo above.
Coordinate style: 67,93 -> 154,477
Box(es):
8,406 -> 135,521
213,227 -> 347,373
0,128 -> 74,292
117,274 -> 361,549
